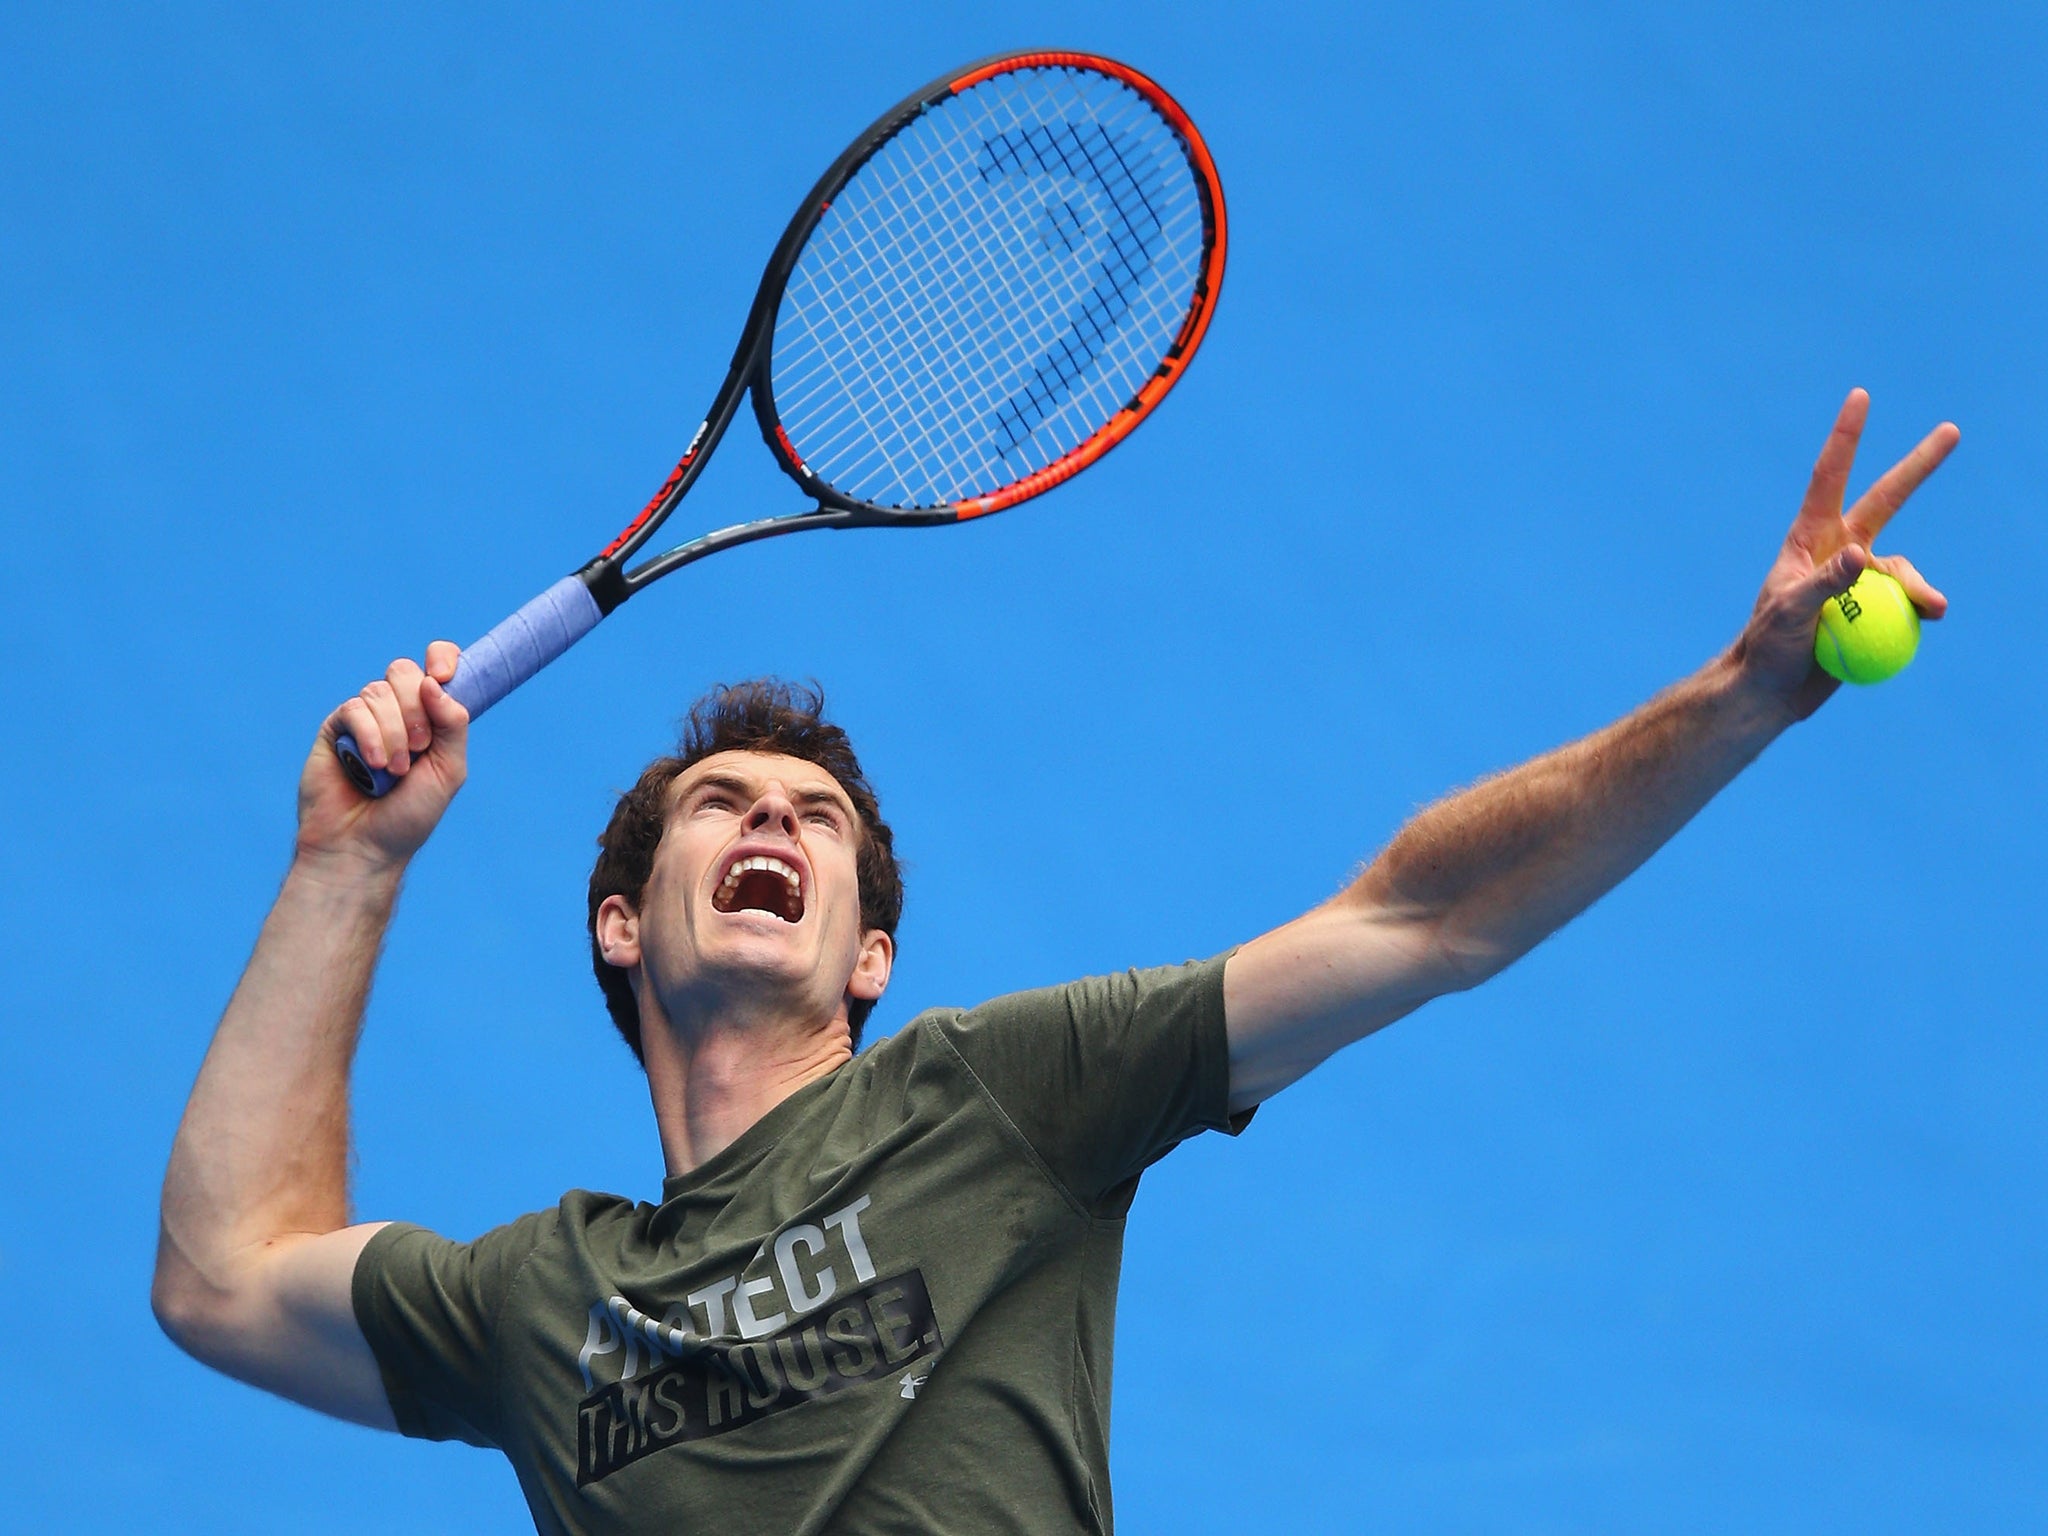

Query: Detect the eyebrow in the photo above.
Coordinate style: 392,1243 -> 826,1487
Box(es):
684,770 -> 853,818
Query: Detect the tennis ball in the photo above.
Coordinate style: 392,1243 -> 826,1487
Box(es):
1814,567 -> 1920,685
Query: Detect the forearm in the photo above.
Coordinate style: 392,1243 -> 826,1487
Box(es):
1228,393 -> 1954,1112
156,853 -> 402,1313
1357,651 -> 1790,985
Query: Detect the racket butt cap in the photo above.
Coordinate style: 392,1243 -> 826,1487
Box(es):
334,734 -> 396,798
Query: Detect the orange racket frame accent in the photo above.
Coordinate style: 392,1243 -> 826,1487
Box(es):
945,51 -> 1228,520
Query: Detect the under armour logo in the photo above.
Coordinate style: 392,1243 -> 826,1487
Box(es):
899,1364 -> 935,1400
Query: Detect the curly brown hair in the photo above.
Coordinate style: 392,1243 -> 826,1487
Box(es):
587,680 -> 902,1064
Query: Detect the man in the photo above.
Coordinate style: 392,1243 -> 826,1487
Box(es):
156,391 -> 1954,1533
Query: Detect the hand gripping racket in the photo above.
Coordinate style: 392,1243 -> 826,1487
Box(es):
335,50 -> 1227,796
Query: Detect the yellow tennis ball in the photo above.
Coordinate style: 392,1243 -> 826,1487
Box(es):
1814,567 -> 1920,685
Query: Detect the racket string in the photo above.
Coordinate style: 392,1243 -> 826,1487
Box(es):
783,88 -> 1080,499
769,63 -> 1208,509
978,116 -> 1169,455
780,70 -> 1184,491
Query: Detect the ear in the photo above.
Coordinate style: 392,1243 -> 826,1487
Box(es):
595,893 -> 643,970
847,928 -> 894,1003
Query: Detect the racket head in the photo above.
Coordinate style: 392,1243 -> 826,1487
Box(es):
748,51 -> 1227,523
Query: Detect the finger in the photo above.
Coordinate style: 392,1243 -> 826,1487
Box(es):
421,672 -> 470,732
385,658 -> 432,761
324,694 -> 385,764
417,675 -> 470,789
1845,421 -> 1960,545
424,639 -> 461,684
358,679 -> 411,776
1787,388 -> 1869,556
1870,551 -> 1948,620
1784,541 -> 1871,626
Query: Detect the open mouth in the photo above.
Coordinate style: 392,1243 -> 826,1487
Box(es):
712,855 -> 804,923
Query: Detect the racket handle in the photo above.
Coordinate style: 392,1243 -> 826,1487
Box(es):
333,574 -> 604,798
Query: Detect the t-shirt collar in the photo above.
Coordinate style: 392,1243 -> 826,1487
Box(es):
656,1066 -> 842,1205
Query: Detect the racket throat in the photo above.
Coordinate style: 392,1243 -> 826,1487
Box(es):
577,557 -> 633,616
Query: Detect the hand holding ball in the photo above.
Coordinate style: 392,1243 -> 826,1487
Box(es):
1814,567 -> 1920,685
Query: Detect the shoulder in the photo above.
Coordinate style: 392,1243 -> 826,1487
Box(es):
867,956 -> 1231,1118
357,1202 -> 568,1290
851,957 -> 1226,1063
552,1188 -> 643,1230
923,954 -> 1231,1043
807,1011 -> 976,1117
360,1191 -> 647,1280
354,1193 -> 673,1341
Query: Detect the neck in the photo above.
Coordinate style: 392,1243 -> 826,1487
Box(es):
641,1002 -> 852,1177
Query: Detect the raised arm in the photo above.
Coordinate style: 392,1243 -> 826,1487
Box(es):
153,642 -> 468,1424
1224,390 -> 1957,1112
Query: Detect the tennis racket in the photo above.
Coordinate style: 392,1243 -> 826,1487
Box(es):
336,49 -> 1228,796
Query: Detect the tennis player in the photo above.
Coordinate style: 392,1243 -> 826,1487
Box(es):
157,391 -> 1952,1533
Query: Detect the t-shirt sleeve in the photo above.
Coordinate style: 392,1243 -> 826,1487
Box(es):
934,952 -> 1250,1210
350,1211 -> 554,1447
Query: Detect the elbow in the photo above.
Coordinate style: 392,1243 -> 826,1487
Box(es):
151,1267 -> 204,1356
1340,878 -> 1515,999
1358,815 -> 1552,995
1344,859 -> 1488,1000
1408,908 -> 1524,996
151,1233 -> 235,1363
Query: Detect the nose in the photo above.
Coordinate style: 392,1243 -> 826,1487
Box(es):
744,782 -> 799,839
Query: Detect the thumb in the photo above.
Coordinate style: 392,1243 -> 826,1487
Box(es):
1789,543 -> 1870,624
421,674 -> 471,738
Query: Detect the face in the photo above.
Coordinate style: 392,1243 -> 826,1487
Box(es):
597,750 -> 891,1035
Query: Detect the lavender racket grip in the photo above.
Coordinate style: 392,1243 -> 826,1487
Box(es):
333,575 -> 604,798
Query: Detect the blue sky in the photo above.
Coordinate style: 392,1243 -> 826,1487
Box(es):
3,3 -> 2042,1530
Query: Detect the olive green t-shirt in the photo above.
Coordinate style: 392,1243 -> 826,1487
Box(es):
352,956 -> 1246,1535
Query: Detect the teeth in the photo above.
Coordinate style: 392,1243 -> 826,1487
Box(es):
718,855 -> 801,895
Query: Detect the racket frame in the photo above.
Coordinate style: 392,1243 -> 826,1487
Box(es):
582,48 -> 1227,611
